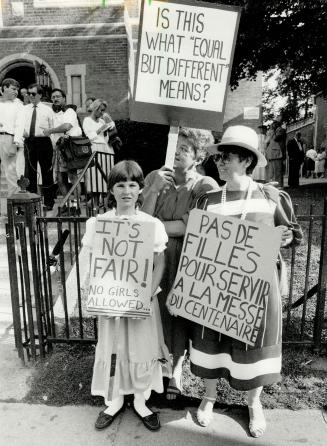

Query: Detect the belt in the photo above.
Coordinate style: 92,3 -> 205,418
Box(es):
0,132 -> 14,136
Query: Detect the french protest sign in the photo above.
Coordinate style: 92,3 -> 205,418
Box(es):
87,217 -> 155,317
131,0 -> 241,130
167,209 -> 282,345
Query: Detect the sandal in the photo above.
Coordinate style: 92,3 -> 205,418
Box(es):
196,396 -> 216,427
248,403 -> 266,438
166,377 -> 181,400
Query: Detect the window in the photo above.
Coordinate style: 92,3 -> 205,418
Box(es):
71,75 -> 82,109
65,64 -> 86,112
34,1 -> 122,7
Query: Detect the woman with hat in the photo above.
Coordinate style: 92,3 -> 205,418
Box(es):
186,125 -> 302,437
142,127 -> 219,400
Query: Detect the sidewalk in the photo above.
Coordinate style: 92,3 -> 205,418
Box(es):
1,402 -> 326,446
1,189 -> 327,446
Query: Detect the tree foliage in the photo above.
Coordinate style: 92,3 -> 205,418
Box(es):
204,0 -> 327,96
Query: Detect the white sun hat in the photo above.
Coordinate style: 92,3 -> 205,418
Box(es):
207,125 -> 267,168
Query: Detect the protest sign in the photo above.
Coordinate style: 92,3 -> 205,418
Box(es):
167,209 -> 282,345
87,217 -> 155,317
131,0 -> 241,130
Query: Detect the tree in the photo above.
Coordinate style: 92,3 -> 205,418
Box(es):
262,70 -> 314,124
204,0 -> 327,96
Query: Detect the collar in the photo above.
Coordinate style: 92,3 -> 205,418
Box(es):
174,168 -> 198,187
52,104 -> 67,113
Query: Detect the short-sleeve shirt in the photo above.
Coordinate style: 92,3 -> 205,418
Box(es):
51,107 -> 82,146
144,170 -> 219,225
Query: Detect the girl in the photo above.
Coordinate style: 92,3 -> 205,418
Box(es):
82,160 -> 170,431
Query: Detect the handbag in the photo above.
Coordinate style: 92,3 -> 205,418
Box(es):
59,136 -> 92,170
58,115 -> 92,170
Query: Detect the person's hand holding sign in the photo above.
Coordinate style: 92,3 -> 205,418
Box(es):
277,225 -> 293,247
149,166 -> 175,194
166,296 -> 176,317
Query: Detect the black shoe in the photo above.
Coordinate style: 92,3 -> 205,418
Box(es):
70,206 -> 81,216
57,205 -> 68,217
133,406 -> 161,431
95,405 -> 125,430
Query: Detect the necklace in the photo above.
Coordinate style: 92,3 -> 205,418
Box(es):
221,178 -> 254,220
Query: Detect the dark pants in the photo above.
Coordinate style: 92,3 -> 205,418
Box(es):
25,137 -> 55,207
288,160 -> 302,187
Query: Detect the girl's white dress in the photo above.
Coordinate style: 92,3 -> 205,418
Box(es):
82,210 -> 171,402
82,116 -> 115,193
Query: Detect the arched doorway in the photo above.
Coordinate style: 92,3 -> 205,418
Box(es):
0,55 -> 60,102
4,62 -> 36,89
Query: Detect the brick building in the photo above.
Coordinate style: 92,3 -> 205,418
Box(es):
0,0 -> 262,210
0,0 -> 133,117
0,0 -> 262,122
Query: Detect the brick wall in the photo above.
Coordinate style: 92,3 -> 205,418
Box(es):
0,38 -> 129,117
2,0 -> 124,25
0,1 -> 130,118
223,74 -> 263,132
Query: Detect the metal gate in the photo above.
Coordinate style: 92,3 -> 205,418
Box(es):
6,193 -> 327,362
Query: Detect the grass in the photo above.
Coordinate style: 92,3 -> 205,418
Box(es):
23,183 -> 327,409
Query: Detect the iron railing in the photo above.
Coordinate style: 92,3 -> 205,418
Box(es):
6,193 -> 327,362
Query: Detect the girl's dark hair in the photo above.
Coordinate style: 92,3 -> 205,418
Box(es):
219,144 -> 258,175
107,160 -> 145,209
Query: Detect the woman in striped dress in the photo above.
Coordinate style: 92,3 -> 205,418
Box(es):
189,126 -> 302,437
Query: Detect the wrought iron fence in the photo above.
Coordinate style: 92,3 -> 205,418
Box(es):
6,192 -> 327,362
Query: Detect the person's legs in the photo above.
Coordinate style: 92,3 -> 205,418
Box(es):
133,392 -> 161,431
0,135 -> 19,196
167,353 -> 185,400
24,139 -> 38,193
37,138 -> 54,208
103,395 -> 124,416
197,378 -> 216,427
265,160 -> 273,182
247,386 -> 266,438
57,171 -> 70,197
133,392 -> 153,417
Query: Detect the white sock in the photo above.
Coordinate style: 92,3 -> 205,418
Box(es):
134,393 -> 153,417
104,396 -> 124,416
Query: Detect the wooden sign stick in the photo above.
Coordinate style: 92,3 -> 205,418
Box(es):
107,316 -> 121,401
165,125 -> 179,170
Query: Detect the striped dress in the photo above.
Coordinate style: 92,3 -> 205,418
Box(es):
190,181 -> 302,390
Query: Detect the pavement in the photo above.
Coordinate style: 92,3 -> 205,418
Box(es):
1,180 -> 327,446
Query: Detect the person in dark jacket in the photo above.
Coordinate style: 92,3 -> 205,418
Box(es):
287,132 -> 304,187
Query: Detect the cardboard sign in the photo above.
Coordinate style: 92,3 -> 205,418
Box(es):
131,0 -> 241,130
87,217 -> 155,317
167,209 -> 281,345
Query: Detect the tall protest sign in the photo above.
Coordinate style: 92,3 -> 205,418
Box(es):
131,0 -> 241,131
87,217 -> 155,317
167,209 -> 282,346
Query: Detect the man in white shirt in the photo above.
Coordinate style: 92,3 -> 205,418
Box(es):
24,83 -> 55,210
0,78 -> 25,197
43,88 -> 82,201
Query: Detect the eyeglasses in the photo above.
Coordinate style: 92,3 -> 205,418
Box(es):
212,152 -> 234,163
28,92 -> 38,97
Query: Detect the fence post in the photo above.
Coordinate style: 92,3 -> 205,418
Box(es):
6,178 -> 43,362
313,198 -> 327,352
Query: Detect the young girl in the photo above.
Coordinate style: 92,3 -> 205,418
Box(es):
82,160 -> 170,431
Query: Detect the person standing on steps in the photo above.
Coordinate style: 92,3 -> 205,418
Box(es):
23,83 -> 55,210
0,78 -> 25,198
